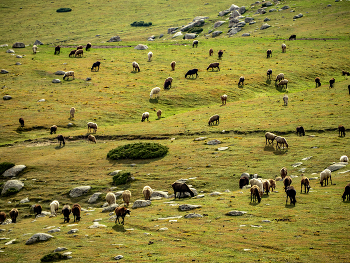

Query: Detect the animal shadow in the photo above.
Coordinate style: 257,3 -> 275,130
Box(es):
249,202 -> 260,206
112,224 -> 126,232
149,98 -> 159,103
55,144 -> 65,150
263,145 -> 275,152
266,79 -> 271,85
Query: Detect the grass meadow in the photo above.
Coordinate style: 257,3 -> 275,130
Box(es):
0,0 -> 350,262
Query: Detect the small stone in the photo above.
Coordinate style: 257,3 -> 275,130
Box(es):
3,95 -> 12,100
67,229 -> 78,234
52,79 -> 61,83
184,213 -> 203,218
86,77 -> 91,81
48,228 -> 61,233
114,255 -> 123,260
55,71 -> 65,75
207,139 -> 221,145
226,211 -> 247,216
1,69 -> 9,74
38,99 -> 45,102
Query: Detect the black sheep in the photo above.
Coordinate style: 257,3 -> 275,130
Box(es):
289,34 -> 296,40
296,126 -> 305,136
315,77 -> 321,87
115,207 -> 131,225
91,61 -> 101,72
266,49 -> 272,58
329,78 -> 335,88
342,183 -> 350,201
339,125 -> 346,137
9,208 -> 18,223
86,43 -> 92,51
267,69 -> 272,79
57,135 -> 65,146
192,40 -> 198,48
19,117 -> 24,127
172,182 -> 194,199
218,50 -> 223,59
286,186 -> 296,205
54,45 -> 60,55
185,69 -> 198,79
62,204 -> 71,223
239,176 -> 249,189
33,204 -> 42,216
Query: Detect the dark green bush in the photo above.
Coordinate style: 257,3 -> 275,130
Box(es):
56,8 -> 72,13
107,142 -> 168,160
41,252 -> 68,262
187,27 -> 203,34
0,162 -> 15,175
113,172 -> 132,186
2,188 -> 19,197
131,21 -> 152,27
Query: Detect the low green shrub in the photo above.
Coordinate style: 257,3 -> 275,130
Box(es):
131,21 -> 152,27
113,172 -> 132,186
2,188 -> 19,196
107,142 -> 168,160
40,252 -> 68,262
56,8 -> 72,13
187,27 -> 203,34
0,162 -> 15,175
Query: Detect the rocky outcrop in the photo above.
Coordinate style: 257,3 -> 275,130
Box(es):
134,44 -> 148,50
2,165 -> 26,177
1,180 -> 24,195
107,36 -> 121,42
12,42 -> 25,48
69,186 -> 91,198
25,233 -> 53,245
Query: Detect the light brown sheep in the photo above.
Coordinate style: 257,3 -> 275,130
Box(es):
143,186 -> 153,200
122,190 -> 131,206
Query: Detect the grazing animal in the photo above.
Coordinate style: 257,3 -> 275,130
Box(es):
268,179 -> 276,192
192,40 -> 198,48
171,61 -> 176,71
286,186 -> 296,205
218,50 -> 223,59
280,167 -> 288,179
87,122 -> 98,133
106,192 -> 116,206
19,117 -> 24,127
340,155 -> 349,162
209,48 -> 213,56
275,73 -> 284,83
329,78 -> 335,88
172,182 -> 194,199
86,42 -> 92,51
148,51 -> 153,62
207,62 -> 220,71
164,77 -> 173,89
263,180 -> 270,195
69,50 -> 76,57
62,205 -> 71,223
315,77 -> 321,87
320,169 -> 332,187
115,207 -> 131,225
281,43 -> 286,53
301,176 -> 311,193
32,45 -> 37,54
250,185 -> 261,203
143,186 -> 153,200
54,45 -> 60,55
342,183 -> 350,201
342,70 -> 350,76
63,71 -> 75,80
289,34 -> 296,40
296,126 -> 305,136
276,136 -> 288,149
265,132 -> 277,145
132,61 -> 140,72
75,49 -> 83,57
72,203 -> 81,222
141,112 -> 150,122
185,69 -> 199,78
157,109 -> 162,119
9,208 -> 18,223
239,176 -> 249,189
50,125 -> 57,134
278,79 -> 288,89
238,76 -> 245,85
0,212 -> 6,223
267,69 -> 272,79
339,125 -> 346,137
221,94 -> 227,105
266,49 -> 272,58
91,61 -> 100,71
70,107 -> 76,119
50,200 -> 59,216
250,178 -> 263,197
57,135 -> 65,146
150,87 -> 161,99
208,114 -> 220,126
283,94 -> 289,106
77,45 -> 83,50
33,204 -> 42,216
122,190 -> 131,206
88,134 -> 96,143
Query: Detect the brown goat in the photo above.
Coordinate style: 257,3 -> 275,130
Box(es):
207,62 -> 220,71
342,70 -> 350,76
170,61 -> 176,71
209,48 -> 213,56
33,204 -> 42,216
19,117 -> 24,127
72,203 -> 81,222
329,78 -> 335,88
283,176 -> 292,190
221,94 -> 227,105
301,176 -> 310,193
54,45 -> 60,55
315,77 -> 321,87
280,167 -> 287,179
250,185 -> 261,203
115,207 -> 131,225
339,125 -> 346,137
69,50 -> 76,57
268,179 -> 276,192
9,208 -> 18,223
0,212 -> 6,223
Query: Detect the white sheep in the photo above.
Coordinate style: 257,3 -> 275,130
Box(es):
150,87 -> 160,99
265,132 -> 277,144
63,71 -> 75,80
70,107 -> 76,119
32,45 -> 37,54
320,169 -> 332,186
275,73 -> 284,83
283,94 -> 289,106
50,200 -> 59,216
340,155 -> 349,162
250,178 -> 263,197
143,186 -> 153,200
87,122 -> 98,133
282,43 -> 286,53
88,134 -> 96,143
132,61 -> 140,72
221,94 -> 227,105
106,192 -> 116,206
141,112 -> 149,122
157,109 -> 162,119
171,61 -> 176,71
275,136 -> 289,148
122,190 -> 131,206
148,51 -> 153,62
278,79 -> 289,89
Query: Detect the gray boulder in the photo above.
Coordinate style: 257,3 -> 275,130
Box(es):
88,192 -> 102,203
20,197 -> 29,204
193,16 -> 209,21
0,44 -> 8,47
264,18 -> 271,22
33,40 -> 43,45
114,191 -> 124,198
237,21 -> 246,27
184,33 -> 197,39
12,42 -> 25,48
228,27 -> 242,35
134,44 -> 148,50
269,9 -> 277,12
326,163 -> 347,172
3,95 -> 12,100
242,33 -> 251,37
231,10 -> 241,18
184,213 -> 203,218
219,10 -> 230,16
178,204 -> 201,211
1,69 -> 9,74
239,6 -> 246,14
107,36 -> 121,42
25,233 -> 53,245
69,186 -> 91,198
151,191 -> 168,198
54,247 -> 67,252
172,32 -> 183,38
229,18 -> 240,28
281,6 -> 290,10
2,165 -> 26,177
207,139 -> 221,145
214,21 -> 225,28
67,229 -> 78,234
293,13 -> 303,19
114,255 -> 124,260
212,31 -> 223,38
181,19 -> 205,32
260,23 -> 271,30
15,62 -> 21,65
109,170 -> 122,176
256,8 -> 267,14
168,27 -> 178,34
47,228 -> 61,233
132,200 -> 151,209
6,49 -> 15,53
16,55 -> 23,58
52,79 -> 61,83
229,4 -> 240,11
226,210 -> 247,216
102,204 -> 118,212
55,71 -> 66,75
245,17 -> 254,23
1,180 -> 24,195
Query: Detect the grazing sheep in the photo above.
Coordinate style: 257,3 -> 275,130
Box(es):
91,61 -> 100,71
218,50 -> 223,59
283,94 -> 289,106
106,192 -> 116,206
281,43 -> 286,53
250,178 -> 263,197
267,49 -> 272,58
33,204 -> 42,216
147,51 -> 153,62
86,42 -> 92,51
342,70 -> 350,76
62,204 -> 71,223
88,134 -> 96,143
250,185 -> 261,203
209,48 -> 213,56
275,73 -> 284,83
185,69 -> 199,78
122,190 -> 131,206
286,186 -> 296,205
63,71 -> 75,80
70,107 -> 76,119
276,136 -> 288,149
164,77 -> 173,89
208,114 -> 220,126
87,122 -> 98,133
320,169 -> 332,187
150,87 -> 161,99
329,78 -> 335,88
280,167 -> 288,179
72,203 -> 81,222
50,125 -> 57,134
77,45 -> 83,50
69,50 -> 76,57
192,40 -> 198,48
315,77 -> 321,87
75,49 -> 83,57
263,180 -> 270,195
268,179 -> 276,192
171,61 -> 176,71
339,125 -> 346,137
221,94 -> 227,105
0,212 -> 6,223
239,176 -> 249,189
132,61 -> 140,72
278,79 -> 289,89
54,45 -> 60,55
142,186 -> 153,200
267,69 -> 272,79
301,176 -> 311,193
340,155 -> 349,162
289,34 -> 296,40
238,76 -> 245,85
348,85 -> 350,95
296,126 -> 305,136
50,200 -> 59,216
19,117 -> 24,127
342,183 -> 350,201
57,135 -> 65,146
32,45 -> 37,54
207,62 -> 220,71
115,207 -> 131,225
157,109 -> 162,119
172,182 -> 194,199
9,208 -> 18,223
265,132 -> 277,145
141,112 -> 150,122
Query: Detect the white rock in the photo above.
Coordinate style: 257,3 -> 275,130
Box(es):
25,233 -> 53,245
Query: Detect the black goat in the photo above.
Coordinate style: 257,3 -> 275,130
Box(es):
286,186 -> 296,205
185,69 -> 198,79
91,61 -> 101,72
172,182 -> 194,199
